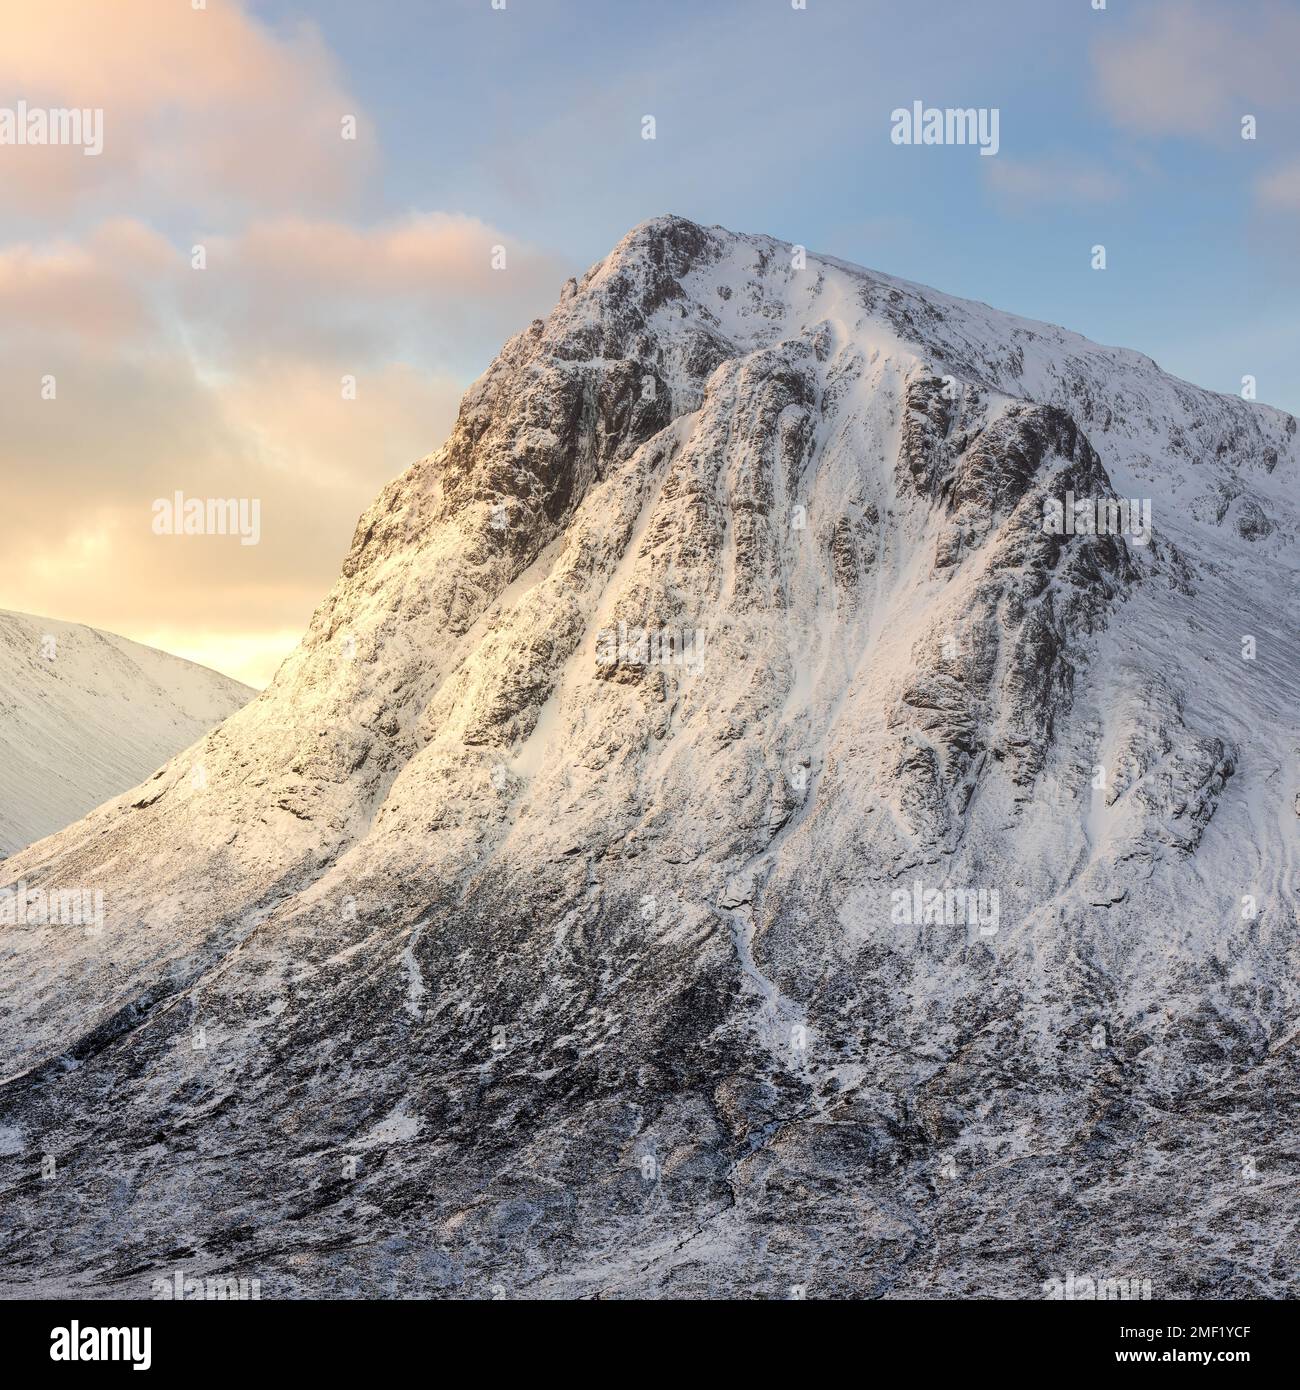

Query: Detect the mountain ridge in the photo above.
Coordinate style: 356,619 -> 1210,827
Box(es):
0,609 -> 253,859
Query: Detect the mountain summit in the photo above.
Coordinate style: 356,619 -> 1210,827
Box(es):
1,216 -> 1296,1298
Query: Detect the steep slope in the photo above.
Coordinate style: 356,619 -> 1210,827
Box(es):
0,217 -> 1296,1299
0,611 -> 253,858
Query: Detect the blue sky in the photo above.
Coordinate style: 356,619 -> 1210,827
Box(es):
258,0 -> 1300,410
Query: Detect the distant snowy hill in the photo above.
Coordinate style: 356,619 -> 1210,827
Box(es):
0,611 -> 253,857
0,217 -> 1296,1299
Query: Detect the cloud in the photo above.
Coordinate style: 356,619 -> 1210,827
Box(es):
986,158 -> 1124,206
1092,1 -> 1300,141
1256,160 -> 1300,210
0,0 -> 372,222
0,214 -> 569,686
192,212 -> 568,369
0,220 -> 174,341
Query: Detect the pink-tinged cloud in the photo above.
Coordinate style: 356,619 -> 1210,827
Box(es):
1257,161 -> 1300,210
190,213 -> 570,366
1092,1 -> 1300,140
0,220 -> 175,341
0,0 -> 372,219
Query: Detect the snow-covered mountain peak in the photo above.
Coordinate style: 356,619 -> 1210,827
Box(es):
1,218 -> 1296,1298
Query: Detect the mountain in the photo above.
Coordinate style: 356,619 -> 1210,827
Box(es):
0,611 -> 253,859
1,216 -> 1296,1299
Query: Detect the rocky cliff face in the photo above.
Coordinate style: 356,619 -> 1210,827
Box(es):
1,217 -> 1296,1299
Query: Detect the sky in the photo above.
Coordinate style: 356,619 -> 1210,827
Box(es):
1,0 -> 1296,687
